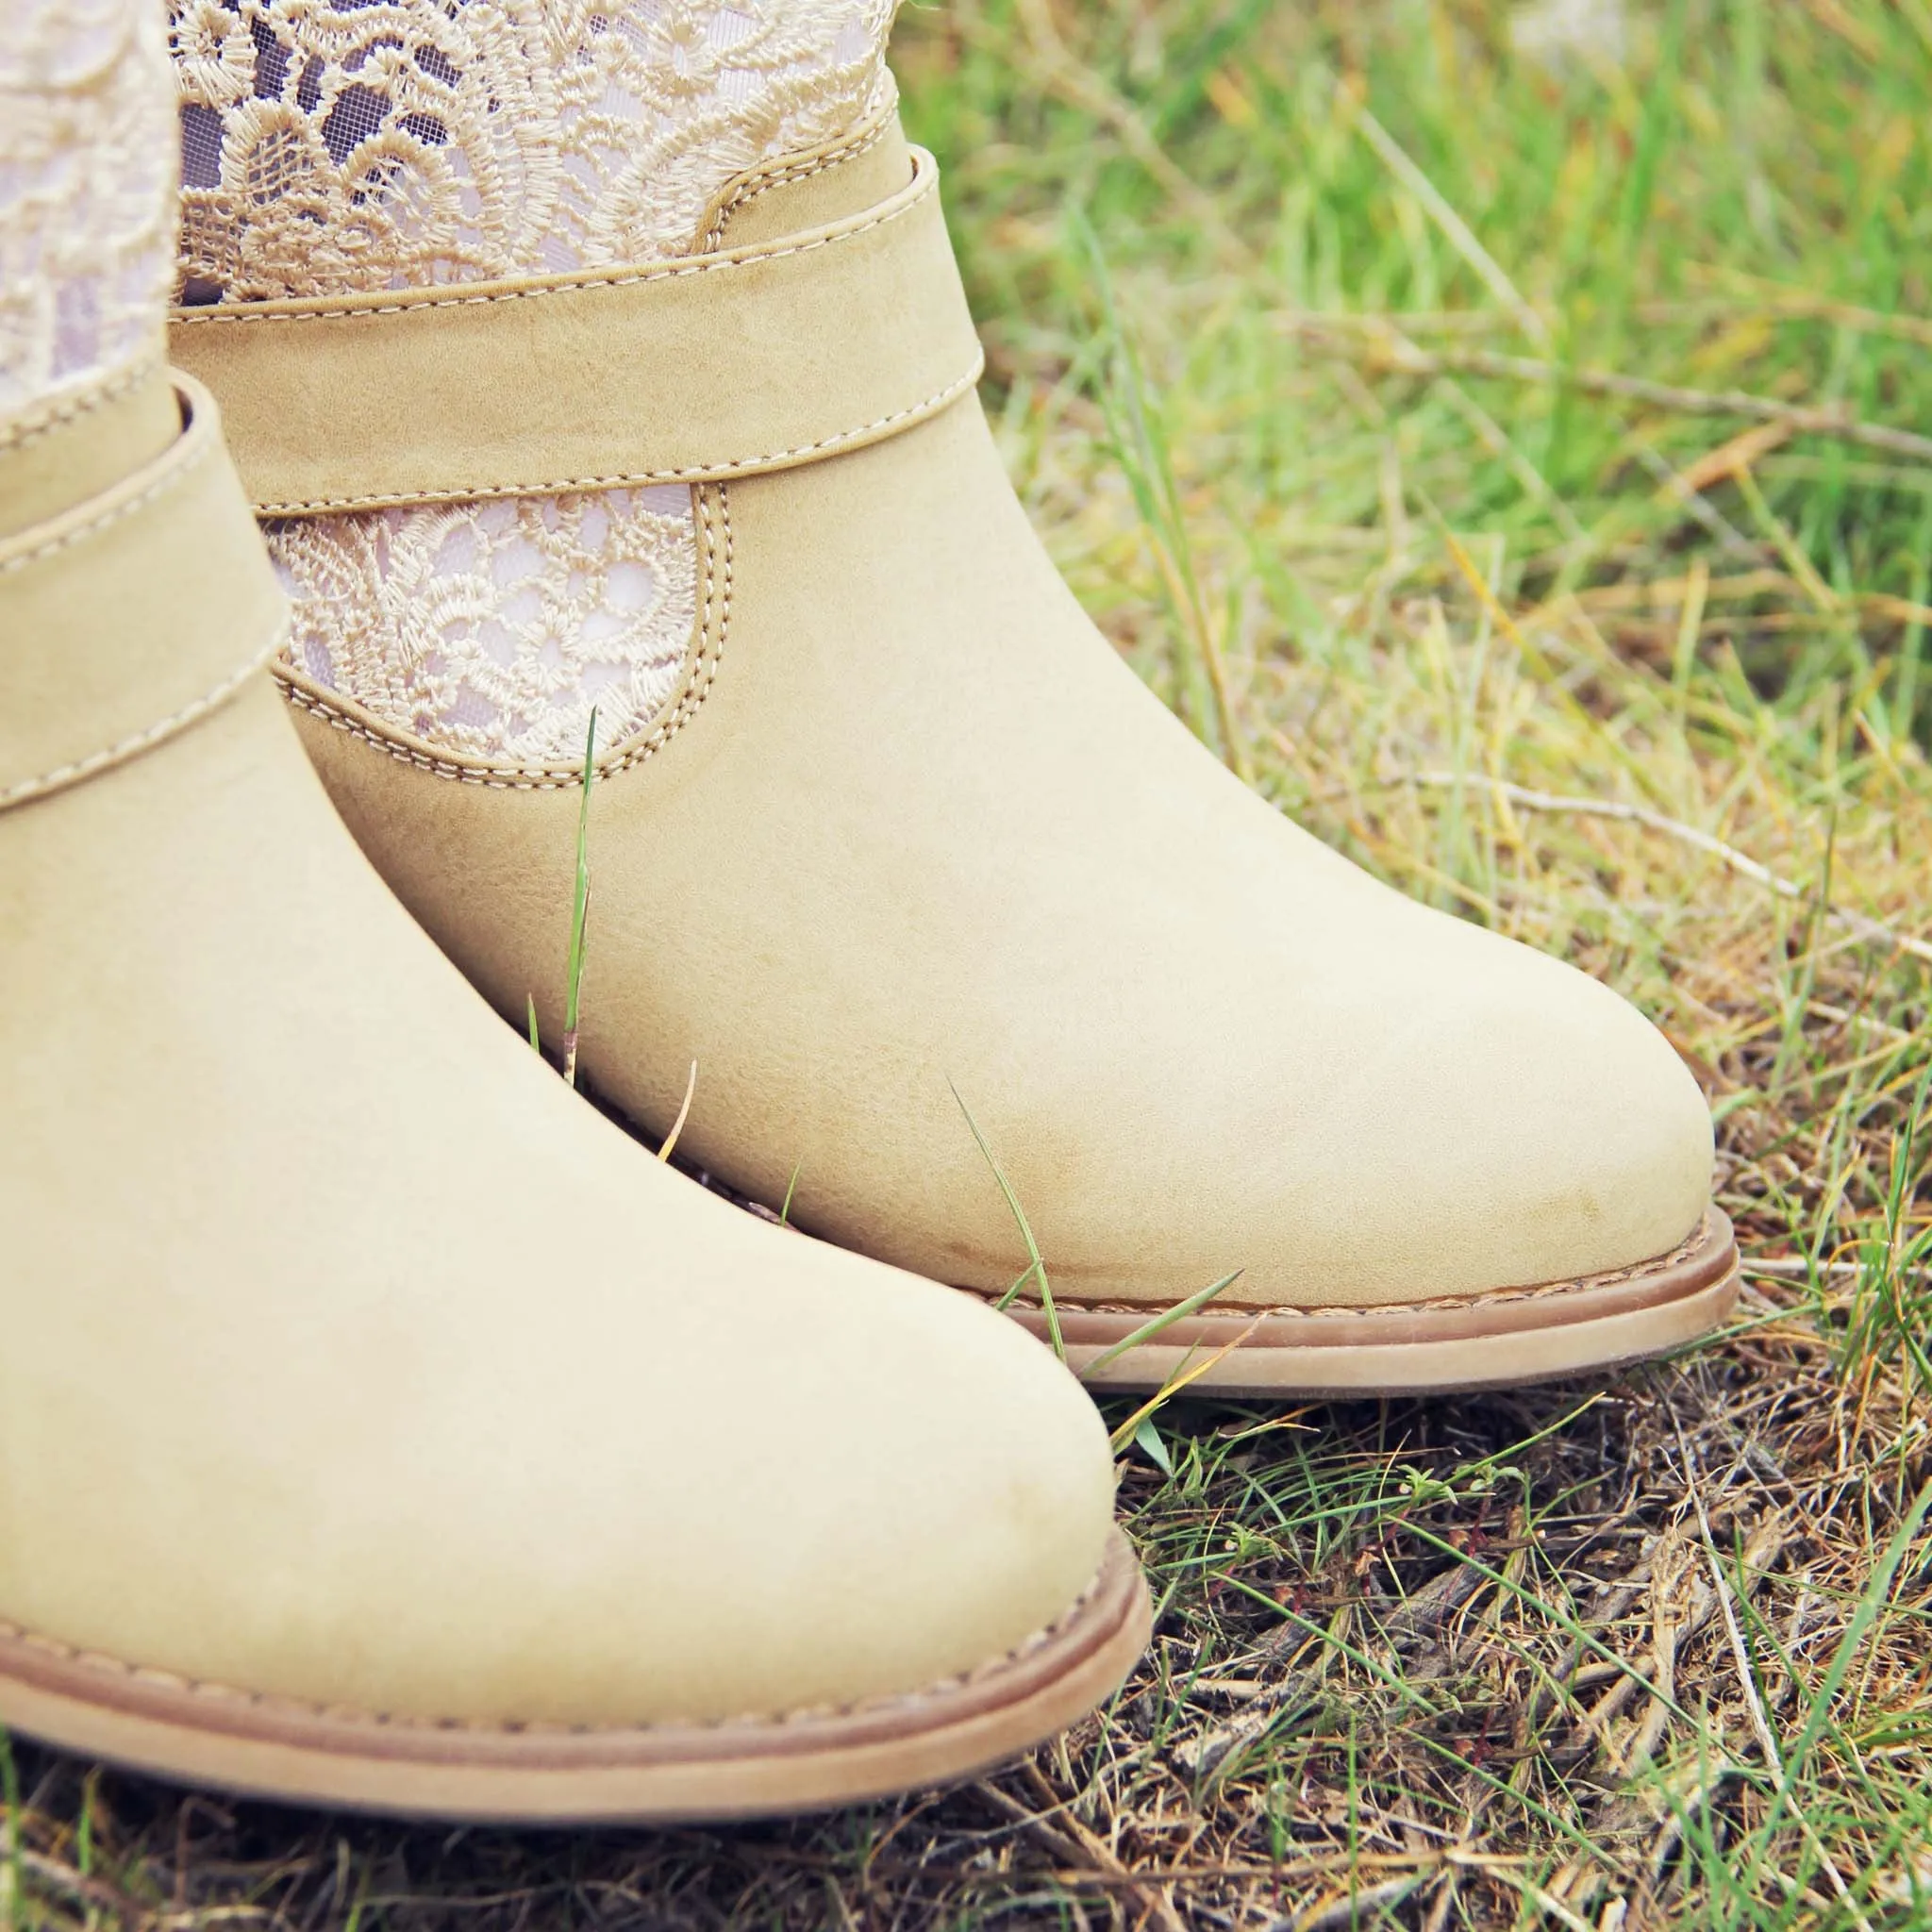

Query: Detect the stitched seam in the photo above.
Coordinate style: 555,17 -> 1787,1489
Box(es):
0,428 -> 213,577
278,482 -> 731,791
0,1555 -> 1107,1736
246,360 -> 982,517
171,165 -> 935,331
698,112 -> 894,251
702,119 -> 893,248
0,355 -> 165,456
987,1220 -> 1723,1322
723,113 -> 892,208
0,627 -> 287,813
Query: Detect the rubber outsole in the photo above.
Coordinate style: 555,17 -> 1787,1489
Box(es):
0,1530 -> 1149,1824
985,1210 -> 1739,1396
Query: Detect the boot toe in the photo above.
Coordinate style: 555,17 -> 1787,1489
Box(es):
966,886 -> 1715,1313
1268,917 -> 1715,1305
547,1238 -> 1124,1728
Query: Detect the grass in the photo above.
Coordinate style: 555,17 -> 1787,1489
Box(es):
8,0 -> 1932,1924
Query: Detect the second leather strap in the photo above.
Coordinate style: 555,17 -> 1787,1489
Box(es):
167,136 -> 983,518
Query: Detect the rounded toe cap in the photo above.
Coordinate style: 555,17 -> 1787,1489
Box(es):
641,1241 -> 1124,1723
1350,930 -> 1715,1297
1229,910 -> 1716,1304
4,1195 -> 1121,1735
1018,895 -> 1716,1309
360,1231 -> 1124,1728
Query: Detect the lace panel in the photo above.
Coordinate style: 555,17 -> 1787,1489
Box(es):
2,0 -> 175,432
272,485 -> 698,764
173,1 -> 896,765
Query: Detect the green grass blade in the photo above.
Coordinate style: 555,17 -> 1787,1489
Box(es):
948,1078 -> 1062,1360
561,707 -> 596,1089
1083,1269 -> 1243,1376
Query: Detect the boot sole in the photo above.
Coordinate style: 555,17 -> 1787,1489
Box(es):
993,1209 -> 1739,1397
0,1530 -> 1147,1824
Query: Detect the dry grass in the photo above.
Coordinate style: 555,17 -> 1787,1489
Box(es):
8,2 -> 1932,1925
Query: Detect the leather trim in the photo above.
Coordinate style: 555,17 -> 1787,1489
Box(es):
0,362 -> 180,542
0,353 -> 167,457
167,143 -> 984,516
0,374 -> 288,811
276,481 -> 733,788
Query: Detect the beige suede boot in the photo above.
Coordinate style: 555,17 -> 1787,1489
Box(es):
170,107 -> 1737,1398
0,349 -> 1148,1818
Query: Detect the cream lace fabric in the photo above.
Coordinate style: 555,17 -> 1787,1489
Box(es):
173,0 -> 896,764
1,0 -> 174,434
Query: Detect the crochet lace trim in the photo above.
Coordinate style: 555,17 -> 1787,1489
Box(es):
173,0 -> 895,764
1,0 -> 174,436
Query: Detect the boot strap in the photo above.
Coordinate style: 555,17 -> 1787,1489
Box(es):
167,140 -> 984,519
0,375 -> 287,811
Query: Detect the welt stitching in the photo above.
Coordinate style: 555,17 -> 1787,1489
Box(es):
991,1217 -> 1722,1322
0,1554 -> 1106,1736
247,360 -> 983,517
698,113 -> 894,251
172,165 -> 935,331
278,482 -> 732,791
0,354 -> 164,456
0,428 -> 213,577
0,628 -> 286,813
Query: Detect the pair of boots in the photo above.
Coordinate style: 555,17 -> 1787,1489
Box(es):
0,84 -> 1734,1823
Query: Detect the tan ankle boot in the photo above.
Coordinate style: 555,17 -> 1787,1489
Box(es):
170,109 -> 1737,1397
0,365 -> 1145,1822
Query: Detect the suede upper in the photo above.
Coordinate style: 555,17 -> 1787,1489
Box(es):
168,120 -> 1716,1316
0,375 -> 1119,1727
169,115 -> 980,519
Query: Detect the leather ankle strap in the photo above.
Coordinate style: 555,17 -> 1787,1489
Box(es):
166,125 -> 985,518
0,360 -> 179,541
0,375 -> 287,811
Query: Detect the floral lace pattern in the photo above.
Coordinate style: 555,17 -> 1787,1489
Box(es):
274,486 -> 698,764
173,0 -> 895,762
2,0 -> 174,433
